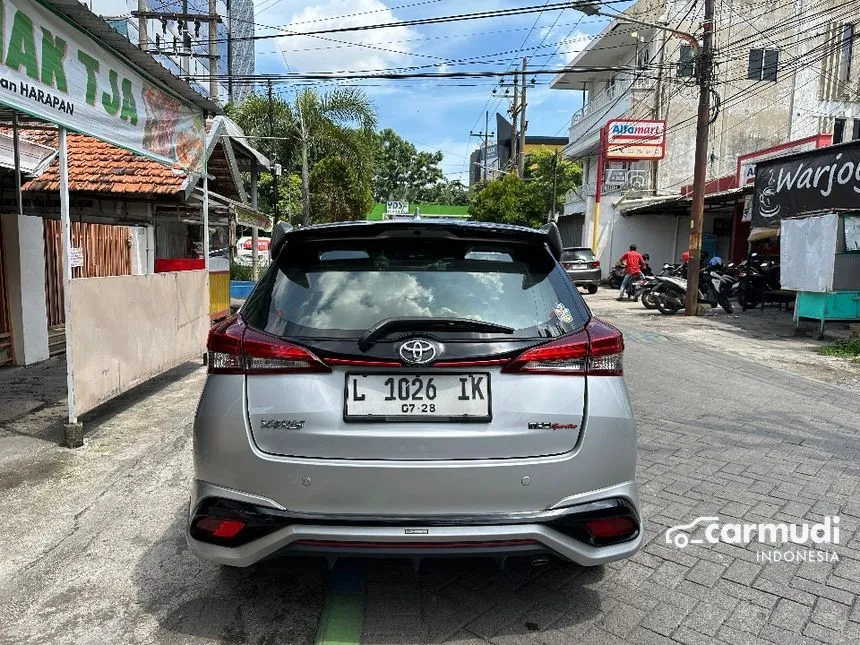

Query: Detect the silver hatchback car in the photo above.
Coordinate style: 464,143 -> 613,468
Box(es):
189,220 -> 641,567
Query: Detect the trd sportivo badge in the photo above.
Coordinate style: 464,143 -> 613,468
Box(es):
528,422 -> 579,430
260,419 -> 305,430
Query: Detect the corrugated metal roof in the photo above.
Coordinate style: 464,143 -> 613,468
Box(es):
47,0 -> 221,116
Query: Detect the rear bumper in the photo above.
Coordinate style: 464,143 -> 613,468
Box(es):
186,480 -> 642,567
565,269 -> 601,285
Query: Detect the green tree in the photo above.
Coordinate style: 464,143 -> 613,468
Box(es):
469,151 -> 581,227
372,128 -> 415,201
257,172 -> 302,225
372,129 -> 444,202
228,88 -> 377,226
310,157 -> 374,222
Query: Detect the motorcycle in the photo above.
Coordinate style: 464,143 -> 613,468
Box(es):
655,265 -> 737,315
736,254 -> 780,311
608,262 -> 626,289
640,263 -> 684,310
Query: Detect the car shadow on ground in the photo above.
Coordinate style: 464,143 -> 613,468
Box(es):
134,510 -> 606,644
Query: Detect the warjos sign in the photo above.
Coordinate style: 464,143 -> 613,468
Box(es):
604,119 -> 666,161
0,0 -> 204,171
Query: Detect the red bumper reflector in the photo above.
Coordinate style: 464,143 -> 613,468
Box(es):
584,517 -> 636,540
196,516 -> 246,539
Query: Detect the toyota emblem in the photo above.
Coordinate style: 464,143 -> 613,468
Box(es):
399,339 -> 438,365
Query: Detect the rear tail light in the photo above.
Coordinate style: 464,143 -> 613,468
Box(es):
208,315 -> 331,374
591,260 -> 600,268
562,262 -> 572,269
243,240 -> 252,250
503,318 -> 623,375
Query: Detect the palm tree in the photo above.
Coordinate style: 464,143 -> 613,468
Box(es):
228,87 -> 377,226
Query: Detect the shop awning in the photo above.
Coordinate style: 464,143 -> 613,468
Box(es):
618,185 -> 752,216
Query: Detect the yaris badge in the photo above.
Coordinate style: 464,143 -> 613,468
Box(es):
399,339 -> 438,365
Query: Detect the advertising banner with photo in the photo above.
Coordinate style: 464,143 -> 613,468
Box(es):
0,0 -> 204,170
751,141 -> 860,228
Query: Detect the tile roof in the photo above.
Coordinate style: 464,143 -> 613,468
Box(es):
22,133 -> 185,196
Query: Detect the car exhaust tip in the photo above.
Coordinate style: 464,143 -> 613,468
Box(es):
530,556 -> 551,568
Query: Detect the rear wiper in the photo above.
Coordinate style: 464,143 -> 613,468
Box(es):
358,317 -> 515,351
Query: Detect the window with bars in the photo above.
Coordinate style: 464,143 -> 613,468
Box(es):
748,49 -> 779,81
677,44 -> 695,77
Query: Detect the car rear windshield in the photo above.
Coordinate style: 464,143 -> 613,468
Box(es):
242,236 -> 588,338
561,249 -> 595,262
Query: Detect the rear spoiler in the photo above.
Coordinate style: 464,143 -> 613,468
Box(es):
270,221 -> 293,260
541,222 -> 563,261
270,220 -> 563,261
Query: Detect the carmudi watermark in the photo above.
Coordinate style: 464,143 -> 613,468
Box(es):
665,516 -> 839,563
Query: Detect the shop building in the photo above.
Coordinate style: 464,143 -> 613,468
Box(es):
550,0 -> 860,269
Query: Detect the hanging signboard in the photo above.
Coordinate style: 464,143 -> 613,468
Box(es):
604,119 -> 666,160
751,140 -> 860,228
0,0 -> 204,171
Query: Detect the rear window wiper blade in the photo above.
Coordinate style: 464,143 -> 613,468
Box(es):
358,317 -> 515,351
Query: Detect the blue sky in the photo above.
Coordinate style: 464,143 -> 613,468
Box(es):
252,1 -> 617,180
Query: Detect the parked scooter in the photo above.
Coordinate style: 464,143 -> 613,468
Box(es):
640,263 -> 684,310
655,261 -> 737,315
736,253 -> 781,311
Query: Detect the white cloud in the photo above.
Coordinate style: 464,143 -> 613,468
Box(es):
274,0 -> 421,74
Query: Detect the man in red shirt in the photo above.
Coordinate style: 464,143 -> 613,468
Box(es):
618,244 -> 644,300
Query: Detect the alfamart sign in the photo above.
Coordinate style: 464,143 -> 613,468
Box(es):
604,119 -> 666,161
0,0 -> 204,170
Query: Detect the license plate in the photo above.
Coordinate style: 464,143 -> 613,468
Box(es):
344,373 -> 491,421
570,263 -> 586,270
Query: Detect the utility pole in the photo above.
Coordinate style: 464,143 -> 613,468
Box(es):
550,149 -> 559,223
469,114 -> 493,182
299,99 -> 310,228
226,0 -> 233,103
518,57 -> 528,178
510,73 -> 519,175
684,0 -> 715,316
137,0 -> 147,50
484,110 -> 490,180
208,0 -> 218,102
267,80 -> 279,226
181,0 -> 190,77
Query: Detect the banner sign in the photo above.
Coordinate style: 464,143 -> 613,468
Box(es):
751,141 -> 860,228
605,119 -> 666,160
386,200 -> 409,214
736,134 -> 831,187
0,0 -> 204,170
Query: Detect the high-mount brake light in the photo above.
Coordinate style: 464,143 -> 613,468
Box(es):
503,318 -> 623,375
207,315 -> 331,374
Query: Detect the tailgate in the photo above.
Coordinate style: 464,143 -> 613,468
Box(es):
246,368 -> 585,460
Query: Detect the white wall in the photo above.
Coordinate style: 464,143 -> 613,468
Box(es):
1,214 -> 49,365
68,271 -> 209,417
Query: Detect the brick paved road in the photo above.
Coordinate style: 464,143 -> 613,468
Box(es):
355,320 -> 860,645
1,316 -> 858,644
